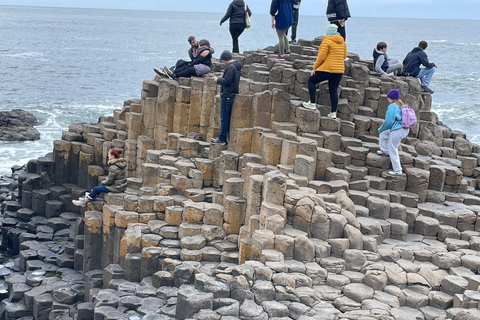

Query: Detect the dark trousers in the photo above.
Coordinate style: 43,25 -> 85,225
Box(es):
219,96 -> 235,142
291,9 -> 299,41
173,64 -> 196,78
229,24 -> 245,53
174,59 -> 190,70
89,184 -> 109,199
308,71 -> 343,112
332,21 -> 346,40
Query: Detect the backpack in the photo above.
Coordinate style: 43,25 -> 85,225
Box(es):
399,104 -> 417,128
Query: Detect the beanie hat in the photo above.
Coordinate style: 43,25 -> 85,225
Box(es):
220,50 -> 233,61
326,24 -> 338,36
387,89 -> 400,100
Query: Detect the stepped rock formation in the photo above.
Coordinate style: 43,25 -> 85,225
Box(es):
1,38 -> 480,320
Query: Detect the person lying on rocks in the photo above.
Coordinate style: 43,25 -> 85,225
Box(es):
154,38 -> 213,79
72,148 -> 127,207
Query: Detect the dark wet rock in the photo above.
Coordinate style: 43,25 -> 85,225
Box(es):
0,109 -> 40,141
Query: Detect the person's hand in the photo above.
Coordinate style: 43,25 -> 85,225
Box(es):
338,19 -> 345,27
212,77 -> 218,82
311,70 -> 315,76
200,50 -> 209,57
271,22 -> 275,30
385,74 -> 391,77
220,22 -> 222,26
435,63 -> 438,68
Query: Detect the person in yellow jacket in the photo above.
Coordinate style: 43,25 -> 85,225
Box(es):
302,24 -> 347,119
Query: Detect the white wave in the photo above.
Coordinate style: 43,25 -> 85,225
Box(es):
6,52 -> 44,58
431,40 -> 447,43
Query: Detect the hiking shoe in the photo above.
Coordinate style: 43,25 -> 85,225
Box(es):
421,85 -> 434,94
163,66 -> 173,76
327,112 -> 337,119
154,68 -> 166,77
273,54 -> 285,59
388,171 -> 403,177
284,50 -> 291,54
210,138 -> 227,145
302,102 -> 316,109
376,150 -> 389,157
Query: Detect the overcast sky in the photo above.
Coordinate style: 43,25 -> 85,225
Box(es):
0,0 -> 478,20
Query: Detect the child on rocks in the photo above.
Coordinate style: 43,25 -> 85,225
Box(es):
373,42 -> 403,76
377,89 -> 409,176
72,148 -> 127,207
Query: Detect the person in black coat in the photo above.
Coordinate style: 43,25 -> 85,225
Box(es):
326,0 -> 350,40
221,0 -> 252,53
403,41 -> 438,93
211,50 -> 242,145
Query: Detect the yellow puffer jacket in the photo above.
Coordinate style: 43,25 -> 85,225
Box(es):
313,34 -> 347,74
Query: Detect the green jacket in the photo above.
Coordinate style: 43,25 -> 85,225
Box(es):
102,158 -> 127,193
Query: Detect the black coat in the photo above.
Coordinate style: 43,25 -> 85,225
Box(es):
403,47 -> 435,77
221,0 -> 252,26
217,60 -> 242,98
326,0 -> 351,21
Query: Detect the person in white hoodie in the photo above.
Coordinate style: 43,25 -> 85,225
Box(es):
373,42 -> 403,76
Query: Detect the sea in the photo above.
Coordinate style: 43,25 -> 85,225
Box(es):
1,5 -> 479,176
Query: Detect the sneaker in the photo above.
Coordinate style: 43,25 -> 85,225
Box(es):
85,192 -> 93,202
289,40 -> 296,44
154,68 -> 166,77
388,171 -> 403,177
302,102 -> 316,109
163,66 -> 173,76
376,150 -> 389,157
284,50 -> 291,54
273,54 -> 285,59
210,138 -> 227,145
327,112 -> 337,119
421,85 -> 434,94
72,197 -> 87,207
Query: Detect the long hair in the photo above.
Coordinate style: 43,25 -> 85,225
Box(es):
393,99 -> 405,108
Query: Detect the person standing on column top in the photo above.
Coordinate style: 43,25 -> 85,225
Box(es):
326,0 -> 350,40
289,0 -> 301,44
211,50 -> 242,145
220,0 -> 252,54
270,0 -> 297,59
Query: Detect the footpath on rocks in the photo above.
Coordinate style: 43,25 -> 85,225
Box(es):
1,37 -> 480,320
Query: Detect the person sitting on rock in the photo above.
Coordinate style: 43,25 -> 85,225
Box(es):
377,89 -> 409,177
72,148 -> 127,207
402,40 -> 437,94
154,37 -> 214,79
373,42 -> 403,76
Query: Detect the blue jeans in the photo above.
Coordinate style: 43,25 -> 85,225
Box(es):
89,184 -> 109,199
416,67 -> 435,87
219,96 -> 235,142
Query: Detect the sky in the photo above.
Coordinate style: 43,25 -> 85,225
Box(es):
0,0 -> 478,20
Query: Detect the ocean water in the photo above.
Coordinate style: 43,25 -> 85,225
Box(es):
1,5 -> 479,176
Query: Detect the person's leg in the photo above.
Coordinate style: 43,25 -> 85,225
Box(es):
283,29 -> 290,52
291,9 -> 299,42
386,61 -> 403,76
175,59 -> 189,70
332,21 -> 346,40
218,96 -> 235,142
276,28 -> 286,55
89,184 -> 110,199
229,25 -> 240,53
379,130 -> 391,154
327,73 -> 343,113
173,66 -> 196,78
307,71 -> 329,103
416,67 -> 435,87
388,128 -> 409,172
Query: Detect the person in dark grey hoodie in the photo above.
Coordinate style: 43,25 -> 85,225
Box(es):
211,50 -> 242,145
220,0 -> 252,53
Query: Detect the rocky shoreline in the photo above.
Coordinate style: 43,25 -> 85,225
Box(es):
0,109 -> 40,141
1,38 -> 480,320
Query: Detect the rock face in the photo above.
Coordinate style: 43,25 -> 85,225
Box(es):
1,39 -> 480,320
0,109 -> 40,141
